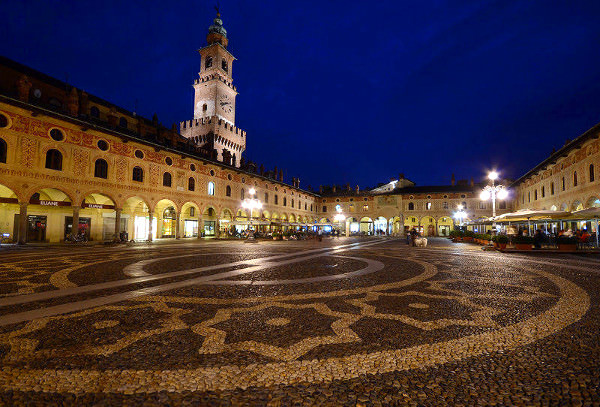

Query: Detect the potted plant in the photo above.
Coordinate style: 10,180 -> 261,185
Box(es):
557,235 -> 578,252
513,235 -> 533,250
482,234 -> 492,244
463,230 -> 474,243
493,234 -> 509,251
272,231 -> 282,241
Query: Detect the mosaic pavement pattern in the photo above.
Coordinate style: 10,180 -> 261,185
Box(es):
0,237 -> 598,405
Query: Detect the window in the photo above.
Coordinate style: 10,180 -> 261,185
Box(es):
135,150 -> 144,159
163,172 -> 172,187
241,189 -> 245,200
274,194 -> 278,205
202,104 -> 207,112
132,167 -> 144,182
541,186 -> 545,198
590,164 -> 595,182
50,128 -> 64,141
208,181 -> 215,195
189,207 -> 195,217
462,202 -> 467,208
528,192 -> 531,202
133,166 -> 144,182
222,59 -> 228,72
165,157 -> 173,166
562,177 -> 565,191
291,199 -> 294,208
443,202 -> 448,209
188,177 -> 195,191
283,197 -> 287,206
45,149 -> 62,171
264,192 -> 268,203
205,56 -> 213,69
226,185 -> 231,197
190,163 -> 196,171
573,172 -> 578,187
97,140 -> 109,151
310,204 -> 313,211
0,114 -> 8,128
534,190 -> 538,200
426,202 -> 432,210
408,202 -> 414,210
363,204 -> 369,211
94,159 -> 108,179
322,205 -> 327,212
118,117 -> 127,128
551,182 -> 555,195
305,203 -> 307,210
90,106 -> 100,118
0,138 -> 6,163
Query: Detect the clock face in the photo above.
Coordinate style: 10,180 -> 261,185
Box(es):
218,94 -> 233,114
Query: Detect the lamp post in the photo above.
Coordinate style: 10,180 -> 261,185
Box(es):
454,204 -> 467,229
241,187 -> 262,242
333,205 -> 346,236
479,171 -> 509,234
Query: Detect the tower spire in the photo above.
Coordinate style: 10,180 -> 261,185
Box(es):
207,6 -> 228,47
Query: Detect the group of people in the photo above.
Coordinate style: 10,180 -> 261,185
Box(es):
406,228 -> 422,247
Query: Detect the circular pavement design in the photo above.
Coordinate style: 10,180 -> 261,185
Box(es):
0,250 -> 591,394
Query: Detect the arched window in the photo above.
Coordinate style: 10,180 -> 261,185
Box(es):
205,56 -> 213,69
562,177 -> 565,191
590,164 -> 595,182
45,149 -> 62,171
573,171 -> 578,187
94,158 -> 108,179
188,177 -> 195,191
0,138 -> 6,163
426,202 -> 432,210
408,202 -> 414,210
118,117 -> 128,128
534,190 -> 538,200
132,166 -> 144,182
208,181 -> 215,195
551,182 -> 555,195
163,172 -> 172,187
541,186 -> 545,198
90,106 -> 99,118
222,59 -> 228,72
241,188 -> 245,200
283,197 -> 287,206
274,195 -> 278,205
226,185 -> 231,197
462,201 -> 467,208
291,199 -> 294,208
264,192 -> 268,203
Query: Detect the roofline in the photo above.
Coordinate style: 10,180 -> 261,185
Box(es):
0,94 -> 318,198
511,122 -> 600,187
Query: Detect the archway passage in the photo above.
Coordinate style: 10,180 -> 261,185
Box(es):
181,202 -> 200,238
27,188 -> 72,243
360,217 -> 373,235
373,217 -> 388,235
154,199 -> 178,239
203,207 -> 218,237
80,193 -> 116,241
123,197 -> 151,241
404,216 -> 420,236
0,183 -> 19,242
220,208 -> 234,236
437,216 -> 454,237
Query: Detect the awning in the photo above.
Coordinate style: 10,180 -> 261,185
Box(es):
564,207 -> 600,220
231,220 -> 271,226
493,209 -> 570,222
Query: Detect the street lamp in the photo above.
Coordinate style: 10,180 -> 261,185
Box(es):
480,171 -> 509,233
241,187 -> 262,241
454,204 -> 467,227
333,205 -> 346,235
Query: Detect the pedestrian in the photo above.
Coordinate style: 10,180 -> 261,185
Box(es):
317,229 -> 323,242
533,229 -> 543,249
406,231 -> 410,245
410,228 -> 418,247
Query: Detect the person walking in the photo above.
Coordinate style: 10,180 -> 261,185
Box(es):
410,228 -> 418,247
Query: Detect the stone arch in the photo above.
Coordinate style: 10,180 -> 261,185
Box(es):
0,183 -> 20,242
571,200 -> 584,211
585,195 -> 600,208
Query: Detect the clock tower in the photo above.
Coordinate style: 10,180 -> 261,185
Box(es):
180,10 -> 246,167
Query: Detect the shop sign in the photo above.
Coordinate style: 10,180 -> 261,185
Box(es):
29,199 -> 72,207
82,203 -> 115,210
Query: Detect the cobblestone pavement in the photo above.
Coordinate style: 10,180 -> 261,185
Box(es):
0,237 -> 598,405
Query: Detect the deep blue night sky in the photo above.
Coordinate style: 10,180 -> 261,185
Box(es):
3,1 -> 600,189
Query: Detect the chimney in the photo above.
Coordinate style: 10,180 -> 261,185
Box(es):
332,185 -> 337,193
278,170 -> 283,182
451,173 -> 456,186
67,87 -> 79,116
470,177 -> 474,187
355,185 -> 360,194
296,177 -> 300,188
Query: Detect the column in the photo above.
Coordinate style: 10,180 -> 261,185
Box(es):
197,215 -> 204,239
18,202 -> 28,245
148,212 -> 154,241
71,206 -> 81,239
175,212 -> 181,239
114,208 -> 122,240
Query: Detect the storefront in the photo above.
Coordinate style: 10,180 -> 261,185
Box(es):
64,216 -> 91,240
184,219 -> 198,237
204,220 -> 216,236
26,215 -> 47,242
161,207 -> 176,238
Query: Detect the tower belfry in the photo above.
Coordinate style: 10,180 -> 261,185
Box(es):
180,10 -> 246,167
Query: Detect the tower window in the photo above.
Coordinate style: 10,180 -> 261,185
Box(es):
45,149 -> 62,171
205,56 -> 213,69
222,59 -> 228,72
202,104 -> 207,112
94,159 -> 108,179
